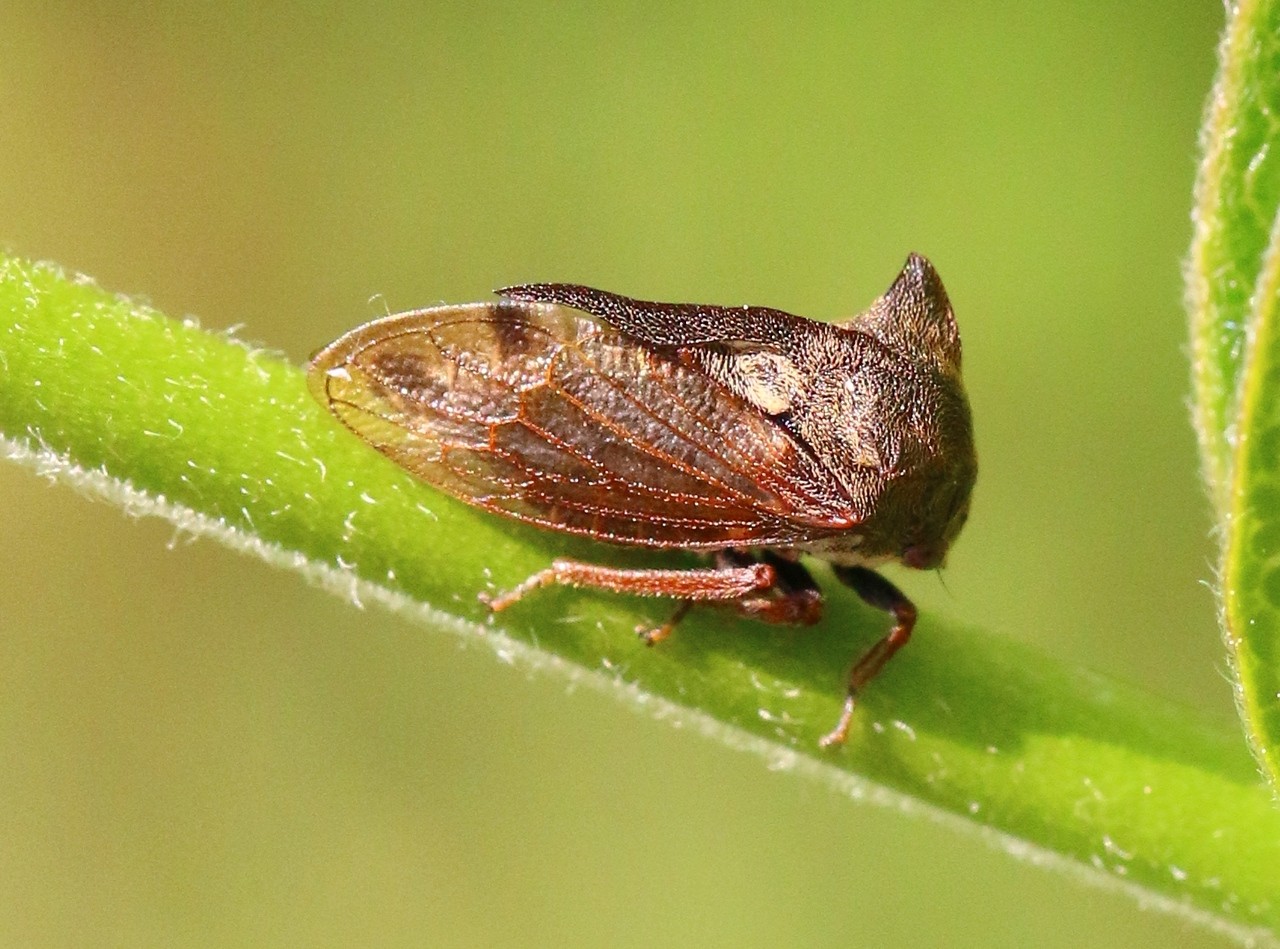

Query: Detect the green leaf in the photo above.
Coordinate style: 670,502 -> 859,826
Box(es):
1189,0 -> 1280,508
3,256 -> 1280,942
1189,0 -> 1280,789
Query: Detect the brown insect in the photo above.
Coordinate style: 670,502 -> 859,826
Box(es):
308,253 -> 976,746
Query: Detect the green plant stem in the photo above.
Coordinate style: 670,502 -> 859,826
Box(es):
2,256 -> 1277,941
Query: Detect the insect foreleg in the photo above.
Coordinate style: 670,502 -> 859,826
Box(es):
822,565 -> 918,747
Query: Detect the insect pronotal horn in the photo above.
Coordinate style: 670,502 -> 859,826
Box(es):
844,253 -> 961,378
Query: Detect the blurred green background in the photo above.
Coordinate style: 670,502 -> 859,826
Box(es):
0,3 -> 1240,947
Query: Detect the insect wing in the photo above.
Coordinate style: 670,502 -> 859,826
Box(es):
308,301 -> 859,548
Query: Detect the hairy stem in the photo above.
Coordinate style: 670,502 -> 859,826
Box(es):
2,256 -> 1277,943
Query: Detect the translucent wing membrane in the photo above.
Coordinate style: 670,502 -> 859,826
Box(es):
308,300 -> 859,549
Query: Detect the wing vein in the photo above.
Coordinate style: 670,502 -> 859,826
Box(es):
547,343 -> 776,510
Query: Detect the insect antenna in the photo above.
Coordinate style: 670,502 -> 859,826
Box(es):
934,567 -> 953,597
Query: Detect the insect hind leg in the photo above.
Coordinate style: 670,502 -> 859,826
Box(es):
641,550 -> 825,644
482,556 -> 777,614
728,551 -> 824,626
483,551 -> 826,650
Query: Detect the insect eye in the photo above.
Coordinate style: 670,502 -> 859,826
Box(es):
902,542 -> 945,571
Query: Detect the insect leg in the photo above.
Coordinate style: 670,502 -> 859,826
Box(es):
483,558 -> 776,613
639,600 -> 693,646
731,551 -> 824,626
821,565 -> 918,748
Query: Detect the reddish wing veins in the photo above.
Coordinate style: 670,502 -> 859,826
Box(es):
308,299 -> 860,549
